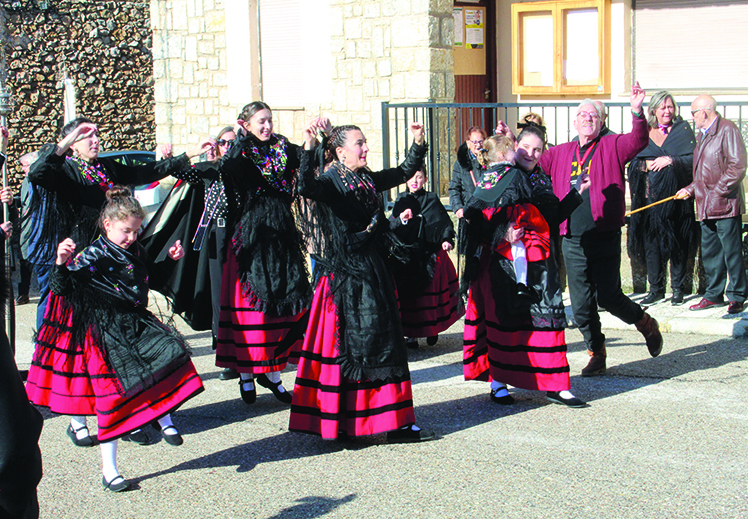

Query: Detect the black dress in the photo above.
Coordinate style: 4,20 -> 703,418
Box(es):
628,118 -> 697,295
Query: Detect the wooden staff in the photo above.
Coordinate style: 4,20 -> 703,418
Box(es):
624,195 -> 678,217
0,120 -> 14,353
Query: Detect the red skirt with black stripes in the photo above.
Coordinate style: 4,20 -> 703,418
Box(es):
216,250 -> 307,373
289,275 -> 416,439
399,249 -> 464,338
462,250 -> 570,392
25,295 -> 204,442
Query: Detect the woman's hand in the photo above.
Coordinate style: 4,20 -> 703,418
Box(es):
0,126 -> 8,152
168,240 -> 185,260
0,187 -> 12,204
410,123 -> 425,145
399,208 -> 413,222
159,143 -> 174,159
504,225 -> 525,245
303,117 -> 329,150
648,156 -> 673,171
187,138 -> 215,159
630,81 -> 645,113
455,208 -> 464,219
0,221 -> 11,238
442,241 -> 453,251
56,123 -> 97,156
56,238 -> 76,265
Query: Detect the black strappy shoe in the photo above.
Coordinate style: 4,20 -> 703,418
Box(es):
256,373 -> 292,404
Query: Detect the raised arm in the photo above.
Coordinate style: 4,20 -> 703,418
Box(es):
369,123 -> 427,192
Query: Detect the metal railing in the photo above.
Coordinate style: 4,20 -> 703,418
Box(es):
381,101 -> 748,208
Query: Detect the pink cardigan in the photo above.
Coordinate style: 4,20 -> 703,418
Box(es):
539,113 -> 649,234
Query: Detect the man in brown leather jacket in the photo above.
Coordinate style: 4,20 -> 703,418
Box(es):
676,95 -> 748,314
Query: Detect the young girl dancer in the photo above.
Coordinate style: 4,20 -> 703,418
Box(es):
390,166 -> 464,347
26,187 -> 204,492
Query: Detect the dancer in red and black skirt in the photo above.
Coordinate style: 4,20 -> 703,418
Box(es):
24,117 -> 210,448
26,187 -> 204,492
214,102 -> 311,405
390,166 -> 463,348
290,121 -> 434,442
461,134 -> 588,408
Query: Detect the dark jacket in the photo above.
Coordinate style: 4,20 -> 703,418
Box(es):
539,111 -> 649,234
448,143 -> 481,212
686,115 -> 747,221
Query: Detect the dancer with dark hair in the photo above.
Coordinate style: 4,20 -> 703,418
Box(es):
213,101 -> 311,405
25,187 -> 203,492
390,165 -> 463,348
290,121 -> 434,443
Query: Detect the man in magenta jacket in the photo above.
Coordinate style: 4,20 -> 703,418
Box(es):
539,82 -> 663,377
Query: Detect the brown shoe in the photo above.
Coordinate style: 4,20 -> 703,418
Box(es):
635,312 -> 663,357
581,345 -> 606,377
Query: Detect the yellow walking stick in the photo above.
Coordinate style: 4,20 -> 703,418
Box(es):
624,195 -> 678,217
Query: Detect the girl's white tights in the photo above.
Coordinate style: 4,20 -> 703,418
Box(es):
101,440 -> 119,482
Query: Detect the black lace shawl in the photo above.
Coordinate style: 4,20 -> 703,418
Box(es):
39,236 -> 190,397
628,118 -> 697,260
390,189 -> 455,299
298,142 -> 427,382
217,133 -> 310,316
26,144 -> 191,261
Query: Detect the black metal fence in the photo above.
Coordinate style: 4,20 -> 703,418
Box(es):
381,101 -> 748,207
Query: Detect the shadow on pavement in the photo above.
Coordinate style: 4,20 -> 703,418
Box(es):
265,494 -> 357,519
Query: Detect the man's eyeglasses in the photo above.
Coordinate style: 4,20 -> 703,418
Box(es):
690,108 -> 707,117
577,111 -> 600,120
469,140 -> 484,146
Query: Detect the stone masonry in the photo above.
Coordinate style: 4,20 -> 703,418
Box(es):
0,1 -> 155,186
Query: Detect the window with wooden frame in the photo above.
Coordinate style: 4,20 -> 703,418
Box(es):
512,0 -> 610,96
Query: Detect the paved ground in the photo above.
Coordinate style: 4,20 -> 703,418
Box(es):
9,286 -> 748,519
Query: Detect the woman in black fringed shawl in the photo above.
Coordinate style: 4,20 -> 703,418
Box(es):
289,121 -> 435,443
213,102 -> 311,406
461,133 -> 588,408
390,166 -> 463,348
628,91 -> 697,306
25,117 -> 209,451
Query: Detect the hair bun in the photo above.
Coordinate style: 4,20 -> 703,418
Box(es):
105,186 -> 132,200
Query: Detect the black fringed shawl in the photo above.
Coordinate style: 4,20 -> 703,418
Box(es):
40,236 -> 190,397
628,118 -> 697,261
298,142 -> 427,382
218,133 -> 310,316
390,188 -> 455,299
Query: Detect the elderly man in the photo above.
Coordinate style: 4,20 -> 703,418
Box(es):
539,83 -> 662,377
676,95 -> 747,314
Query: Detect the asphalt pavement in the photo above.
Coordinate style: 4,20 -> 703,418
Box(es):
9,287 -> 748,519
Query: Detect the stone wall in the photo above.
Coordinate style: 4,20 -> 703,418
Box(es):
0,1 -> 154,185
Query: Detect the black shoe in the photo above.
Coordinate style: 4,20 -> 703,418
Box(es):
671,290 -> 685,306
219,367 -> 240,381
122,429 -> 149,445
641,292 -> 664,305
546,391 -> 587,408
490,387 -> 515,405
406,337 -> 419,349
239,378 -> 257,404
151,423 -> 183,446
102,475 -> 130,493
15,294 -> 29,305
426,335 -> 438,346
386,426 -> 435,444
66,424 -> 94,447
517,283 -> 532,299
256,373 -> 292,404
